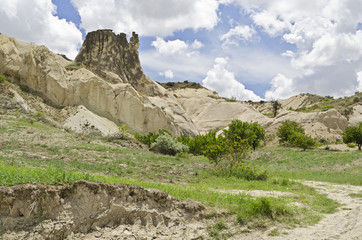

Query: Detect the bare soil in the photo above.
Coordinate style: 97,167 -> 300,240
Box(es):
0,181 -> 208,240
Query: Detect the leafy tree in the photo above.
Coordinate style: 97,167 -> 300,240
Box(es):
223,120 -> 265,150
289,132 -> 316,151
343,122 -> 362,150
272,100 -> 281,117
276,120 -> 304,143
202,137 -> 228,165
187,131 -> 219,155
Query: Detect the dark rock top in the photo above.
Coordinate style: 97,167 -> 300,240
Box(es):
75,30 -> 144,87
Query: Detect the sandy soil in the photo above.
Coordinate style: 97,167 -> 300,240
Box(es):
247,181 -> 362,240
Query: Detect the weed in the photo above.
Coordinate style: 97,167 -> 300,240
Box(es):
268,228 -> 280,236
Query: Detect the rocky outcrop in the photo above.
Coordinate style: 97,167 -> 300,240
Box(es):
171,88 -> 272,133
270,109 -> 348,142
0,181 -> 207,239
0,32 -> 199,136
75,30 -> 161,96
170,88 -> 349,142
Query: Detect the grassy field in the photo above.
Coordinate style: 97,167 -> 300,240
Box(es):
1,111 -> 360,234
248,147 -> 362,185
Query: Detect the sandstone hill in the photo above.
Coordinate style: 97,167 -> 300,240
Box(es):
0,31 -> 360,142
0,31 -> 198,137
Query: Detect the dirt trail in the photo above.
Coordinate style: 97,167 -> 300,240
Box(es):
271,181 -> 362,240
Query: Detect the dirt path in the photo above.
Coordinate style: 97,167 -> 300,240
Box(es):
270,181 -> 362,240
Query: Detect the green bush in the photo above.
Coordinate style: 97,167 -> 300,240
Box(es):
0,73 -> 7,84
289,132 -> 316,150
276,120 -> 304,143
150,134 -> 189,155
321,105 -> 334,111
134,129 -> 171,147
223,120 -> 265,150
343,122 -> 362,150
187,131 -> 219,155
202,137 -> 229,165
211,160 -> 267,181
347,143 -> 356,148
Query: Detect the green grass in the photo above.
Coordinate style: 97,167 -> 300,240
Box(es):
249,147 -> 362,185
0,159 -> 337,228
0,112 -> 342,229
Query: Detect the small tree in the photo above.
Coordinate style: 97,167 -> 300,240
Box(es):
272,100 -> 281,117
289,132 -> 316,151
223,120 -> 265,150
276,120 -> 304,143
343,122 -> 362,150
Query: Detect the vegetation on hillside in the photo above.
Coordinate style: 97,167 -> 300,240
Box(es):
277,120 -> 316,150
0,84 -> 360,236
343,122 -> 362,150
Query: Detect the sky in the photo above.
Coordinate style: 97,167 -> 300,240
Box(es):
1,0 -> 362,101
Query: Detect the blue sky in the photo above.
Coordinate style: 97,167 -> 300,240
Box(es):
1,0 -> 362,100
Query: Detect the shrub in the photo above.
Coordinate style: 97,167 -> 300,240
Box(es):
272,100 -> 281,117
223,120 -> 265,150
176,134 -> 191,146
202,137 -> 229,165
353,97 -> 360,103
347,143 -> 356,148
0,73 -> 7,84
211,160 -> 267,181
321,105 -> 334,111
343,122 -> 362,150
134,129 -> 171,147
187,131 -> 219,155
289,132 -> 316,151
150,134 -> 189,155
276,120 -> 304,144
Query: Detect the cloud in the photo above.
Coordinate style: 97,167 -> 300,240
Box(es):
202,58 -> 261,101
191,39 -> 204,49
357,71 -> 362,92
0,0 -> 82,59
251,10 -> 290,36
151,37 -> 203,56
71,0 -> 219,37
159,70 -> 174,79
230,0 -> 362,98
151,38 -> 189,55
220,25 -> 257,46
265,74 -> 296,100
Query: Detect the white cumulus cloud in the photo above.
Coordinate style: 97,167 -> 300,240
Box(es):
151,37 -> 204,56
357,71 -> 362,92
230,0 -> 362,98
265,74 -> 296,100
220,25 -> 257,46
202,58 -> 261,101
0,0 -> 82,59
152,38 -> 189,55
71,0 -> 219,37
159,70 -> 174,79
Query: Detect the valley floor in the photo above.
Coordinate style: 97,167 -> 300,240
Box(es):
0,109 -> 361,239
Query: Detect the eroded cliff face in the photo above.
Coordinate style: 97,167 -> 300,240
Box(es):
0,32 -> 199,136
75,30 -> 161,96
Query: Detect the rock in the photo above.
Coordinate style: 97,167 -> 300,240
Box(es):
63,105 -> 120,136
75,30 -> 162,96
169,88 -> 272,134
349,105 -> 362,126
270,109 -> 348,142
0,32 -> 199,136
